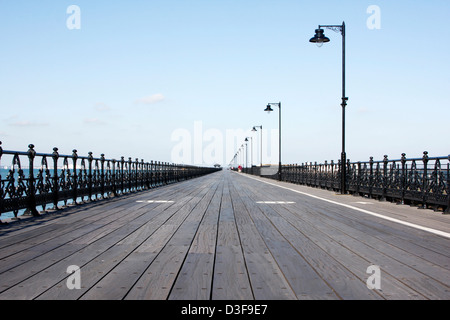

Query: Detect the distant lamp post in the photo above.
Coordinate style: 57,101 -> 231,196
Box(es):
245,137 -> 253,170
265,102 -> 281,181
244,140 -> 248,169
310,21 -> 348,194
252,125 -> 263,167
241,144 -> 245,168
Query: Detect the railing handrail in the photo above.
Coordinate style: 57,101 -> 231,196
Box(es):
288,154 -> 450,167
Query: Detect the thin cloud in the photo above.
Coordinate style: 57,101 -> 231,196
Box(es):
84,118 -> 106,125
95,102 -> 111,112
10,121 -> 49,127
357,107 -> 370,114
135,93 -> 165,105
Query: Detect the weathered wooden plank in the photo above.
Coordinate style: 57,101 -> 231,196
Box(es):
0,176 -> 214,299
269,184 -> 450,294
229,179 -> 338,300
0,176 -> 196,246
288,202 -> 450,299
212,224 -> 253,300
168,182 -> 223,300
37,179 -> 217,300
225,177 -> 297,300
211,176 -> 253,300
235,172 -> 450,300
124,178 -> 220,300
0,200 -> 163,289
232,173 -> 382,300
269,202 -> 425,299
80,183 -> 217,300
0,198 -> 154,263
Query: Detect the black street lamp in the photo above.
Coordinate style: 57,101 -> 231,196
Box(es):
310,22 -> 348,194
265,102 -> 282,181
252,125 -> 263,167
245,137 -> 253,172
241,144 -> 245,168
244,140 -> 248,169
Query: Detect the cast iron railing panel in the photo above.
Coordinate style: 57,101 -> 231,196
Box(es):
242,152 -> 449,213
0,142 -> 221,219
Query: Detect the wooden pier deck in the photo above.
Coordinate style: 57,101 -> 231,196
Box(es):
0,170 -> 449,300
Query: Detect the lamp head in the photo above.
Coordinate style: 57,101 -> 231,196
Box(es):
309,28 -> 330,47
264,104 -> 274,113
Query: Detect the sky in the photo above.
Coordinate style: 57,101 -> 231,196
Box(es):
0,0 -> 449,167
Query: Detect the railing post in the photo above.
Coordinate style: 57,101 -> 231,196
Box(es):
155,161 -> 158,185
446,155 -> 450,213
337,159 -> 342,192
369,157 -> 374,199
111,159 -> 117,196
127,157 -> 134,192
169,162 -> 172,183
145,161 -> 150,189
25,144 -> 40,216
127,157 -> 133,192
328,160 -> 333,190
88,152 -> 93,201
120,157 -> 125,194
346,159 -> 351,193
421,151 -> 429,209
157,161 -> 161,185
400,153 -> 406,205
382,155 -> 388,201
52,147 -> 60,210
313,162 -> 317,187
150,161 -> 154,187
100,154 -> 105,199
356,161 -> 361,195
71,149 -> 79,205
140,159 -> 144,190
163,162 -> 167,185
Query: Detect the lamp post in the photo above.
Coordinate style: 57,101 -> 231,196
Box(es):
241,144 -> 245,169
252,125 -> 263,167
245,137 -> 253,173
265,102 -> 281,181
309,21 -> 348,194
244,141 -> 248,169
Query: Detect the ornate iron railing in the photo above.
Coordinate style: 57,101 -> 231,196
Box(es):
244,152 -> 450,213
0,142 -> 221,219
